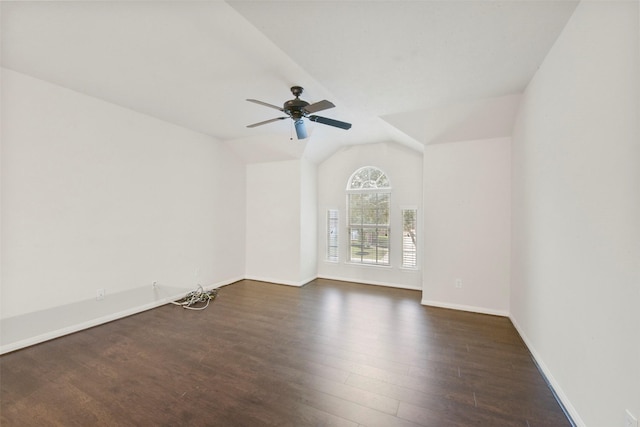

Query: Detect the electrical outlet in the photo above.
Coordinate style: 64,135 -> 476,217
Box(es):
626,410 -> 638,427
96,288 -> 105,301
455,279 -> 463,289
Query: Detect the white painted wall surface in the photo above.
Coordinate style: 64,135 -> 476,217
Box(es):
299,158 -> 317,284
245,159 -> 306,285
1,69 -> 246,319
510,1 -> 640,425
422,137 -> 511,316
317,142 -> 422,289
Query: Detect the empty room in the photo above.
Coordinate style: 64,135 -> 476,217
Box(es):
1,1 -> 638,426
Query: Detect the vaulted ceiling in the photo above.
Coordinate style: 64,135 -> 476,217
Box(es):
1,1 -> 579,163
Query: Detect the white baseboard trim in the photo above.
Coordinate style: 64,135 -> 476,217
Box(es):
0,276 -> 243,355
201,276 -> 244,291
0,285 -> 186,355
421,299 -> 509,317
243,275 -> 315,287
299,276 -> 318,286
317,274 -> 422,291
509,316 -> 583,427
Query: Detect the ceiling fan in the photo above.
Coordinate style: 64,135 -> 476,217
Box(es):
246,86 -> 352,140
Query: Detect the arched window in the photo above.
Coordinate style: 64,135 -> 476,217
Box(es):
346,167 -> 391,265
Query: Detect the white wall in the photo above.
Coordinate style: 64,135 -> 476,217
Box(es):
245,158 -> 316,285
317,142 -> 423,289
1,69 -> 246,318
510,1 -> 640,425
422,137 -> 511,316
299,158 -> 318,282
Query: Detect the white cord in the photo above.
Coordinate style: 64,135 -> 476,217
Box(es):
171,285 -> 218,310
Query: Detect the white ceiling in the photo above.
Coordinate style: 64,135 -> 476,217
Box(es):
1,0 -> 579,163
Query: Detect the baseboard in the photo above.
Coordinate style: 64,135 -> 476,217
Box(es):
509,316 -> 584,427
424,300 -> 581,425
317,274 -> 422,291
0,276 -> 243,355
0,285 -> 186,355
243,275 -> 314,287
420,299 -> 509,317
201,276 -> 245,292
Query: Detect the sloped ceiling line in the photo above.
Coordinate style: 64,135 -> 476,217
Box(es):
2,0 -> 578,163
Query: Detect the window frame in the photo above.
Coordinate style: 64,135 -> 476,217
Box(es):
346,167 -> 391,266
400,207 -> 418,269
326,209 -> 339,262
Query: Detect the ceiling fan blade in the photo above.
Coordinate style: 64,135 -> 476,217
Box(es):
308,115 -> 352,130
294,119 -> 308,139
247,117 -> 287,128
246,99 -> 285,112
303,100 -> 335,114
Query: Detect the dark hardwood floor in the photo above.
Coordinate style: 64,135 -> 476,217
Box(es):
0,279 -> 570,426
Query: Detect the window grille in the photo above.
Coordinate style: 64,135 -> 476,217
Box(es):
347,167 -> 391,266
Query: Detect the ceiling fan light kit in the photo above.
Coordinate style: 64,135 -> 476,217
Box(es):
246,86 -> 352,140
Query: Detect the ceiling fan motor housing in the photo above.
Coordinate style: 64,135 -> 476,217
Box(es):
284,98 -> 309,120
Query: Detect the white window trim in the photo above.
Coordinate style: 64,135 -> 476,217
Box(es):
326,209 -> 339,263
346,166 -> 391,266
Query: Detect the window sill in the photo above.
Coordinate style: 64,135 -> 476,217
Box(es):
344,262 -> 392,269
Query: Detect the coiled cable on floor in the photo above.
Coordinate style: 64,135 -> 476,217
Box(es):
171,285 -> 218,310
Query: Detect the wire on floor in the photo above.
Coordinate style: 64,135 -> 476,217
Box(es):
171,285 -> 218,310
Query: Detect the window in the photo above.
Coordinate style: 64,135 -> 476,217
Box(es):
327,209 -> 339,262
347,167 -> 391,265
402,209 -> 418,268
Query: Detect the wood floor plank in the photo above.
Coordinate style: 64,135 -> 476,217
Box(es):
1,279 -> 571,426
345,372 -> 477,413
